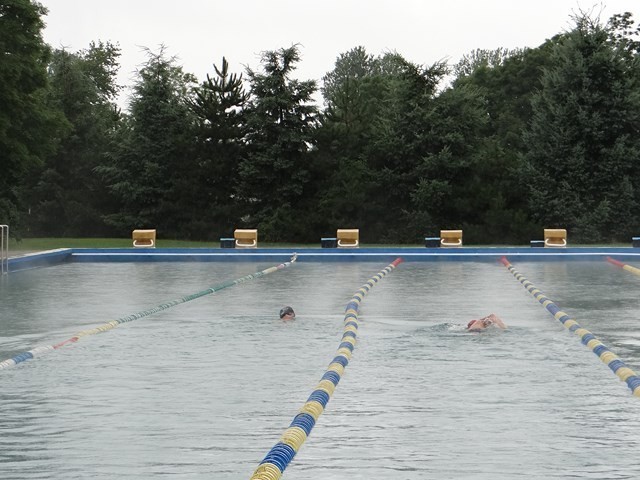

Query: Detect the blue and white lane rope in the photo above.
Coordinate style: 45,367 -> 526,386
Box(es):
250,258 -> 403,480
500,257 -> 640,397
0,254 -> 298,370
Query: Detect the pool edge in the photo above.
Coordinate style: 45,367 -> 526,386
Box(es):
6,247 -> 640,272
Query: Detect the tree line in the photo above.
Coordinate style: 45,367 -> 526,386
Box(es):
2,1 -> 640,244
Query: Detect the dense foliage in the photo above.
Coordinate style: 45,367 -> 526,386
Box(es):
0,0 -> 67,233
2,3 -> 640,244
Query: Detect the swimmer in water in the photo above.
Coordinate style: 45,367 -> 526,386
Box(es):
279,306 -> 295,321
466,313 -> 506,331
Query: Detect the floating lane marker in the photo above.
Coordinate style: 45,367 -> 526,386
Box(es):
500,256 -> 640,397
0,254 -> 298,370
606,256 -> 640,276
250,257 -> 403,480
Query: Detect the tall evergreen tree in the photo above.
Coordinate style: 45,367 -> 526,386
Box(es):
98,46 -> 197,236
522,12 -> 640,242
187,57 -> 248,239
237,45 -> 318,241
320,46 -> 380,151
313,47 -> 386,239
365,54 -> 452,242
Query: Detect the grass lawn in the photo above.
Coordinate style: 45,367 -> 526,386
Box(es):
8,237 -> 320,251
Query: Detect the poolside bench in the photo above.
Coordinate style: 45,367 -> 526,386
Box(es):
132,229 -> 156,248
440,230 -> 462,247
234,229 -> 258,248
544,228 -> 567,247
337,229 -> 359,248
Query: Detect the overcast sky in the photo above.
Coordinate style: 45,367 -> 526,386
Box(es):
38,0 -> 640,107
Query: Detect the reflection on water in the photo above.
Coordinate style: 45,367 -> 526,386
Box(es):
1,261 -> 640,479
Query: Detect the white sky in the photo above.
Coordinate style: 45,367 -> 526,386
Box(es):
38,0 -> 640,108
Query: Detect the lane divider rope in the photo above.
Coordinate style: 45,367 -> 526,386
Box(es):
0,254 -> 298,370
500,256 -> 640,397
606,256 -> 640,276
250,257 -> 404,480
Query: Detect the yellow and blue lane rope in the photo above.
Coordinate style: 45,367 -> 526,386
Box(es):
0,254 -> 298,370
250,257 -> 403,480
606,256 -> 640,276
500,257 -> 640,397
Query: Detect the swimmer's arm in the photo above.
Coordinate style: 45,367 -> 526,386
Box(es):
492,317 -> 507,329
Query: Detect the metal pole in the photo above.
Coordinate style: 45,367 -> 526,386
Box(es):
0,225 -> 8,274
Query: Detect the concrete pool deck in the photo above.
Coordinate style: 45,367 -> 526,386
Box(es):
5,246 -> 640,273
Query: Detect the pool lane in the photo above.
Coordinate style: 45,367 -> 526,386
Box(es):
0,255 -> 298,370
250,258 -> 403,480
501,257 -> 640,397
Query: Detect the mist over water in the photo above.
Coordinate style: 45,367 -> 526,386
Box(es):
1,261 -> 640,479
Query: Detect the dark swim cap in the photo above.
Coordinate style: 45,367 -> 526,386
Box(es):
280,306 -> 295,318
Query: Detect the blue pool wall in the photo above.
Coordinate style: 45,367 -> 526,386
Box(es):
7,247 -> 640,272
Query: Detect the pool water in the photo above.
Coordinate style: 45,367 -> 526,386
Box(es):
1,260 -> 640,479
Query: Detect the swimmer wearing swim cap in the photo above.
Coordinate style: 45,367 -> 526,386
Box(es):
279,306 -> 295,320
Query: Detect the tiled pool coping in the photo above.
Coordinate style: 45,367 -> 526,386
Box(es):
6,247 -> 640,273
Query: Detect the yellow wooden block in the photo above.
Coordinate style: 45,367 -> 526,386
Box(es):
440,229 -> 462,247
132,229 -> 156,248
544,228 -> 567,247
337,229 -> 359,248
234,229 -> 258,248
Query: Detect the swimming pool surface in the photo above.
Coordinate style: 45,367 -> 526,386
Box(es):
2,259 -> 640,479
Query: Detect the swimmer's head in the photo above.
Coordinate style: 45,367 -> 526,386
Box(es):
279,306 -> 295,319
467,319 -> 477,329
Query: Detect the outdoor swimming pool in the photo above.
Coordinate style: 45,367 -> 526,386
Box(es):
2,258 -> 640,479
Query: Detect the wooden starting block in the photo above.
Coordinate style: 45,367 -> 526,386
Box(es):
544,228 -> 567,247
440,230 -> 463,247
337,229 -> 359,248
132,229 -> 156,248
234,229 -> 258,248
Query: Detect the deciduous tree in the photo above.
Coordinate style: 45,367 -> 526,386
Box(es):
0,0 -> 67,232
523,12 -> 640,242
25,41 -> 121,236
